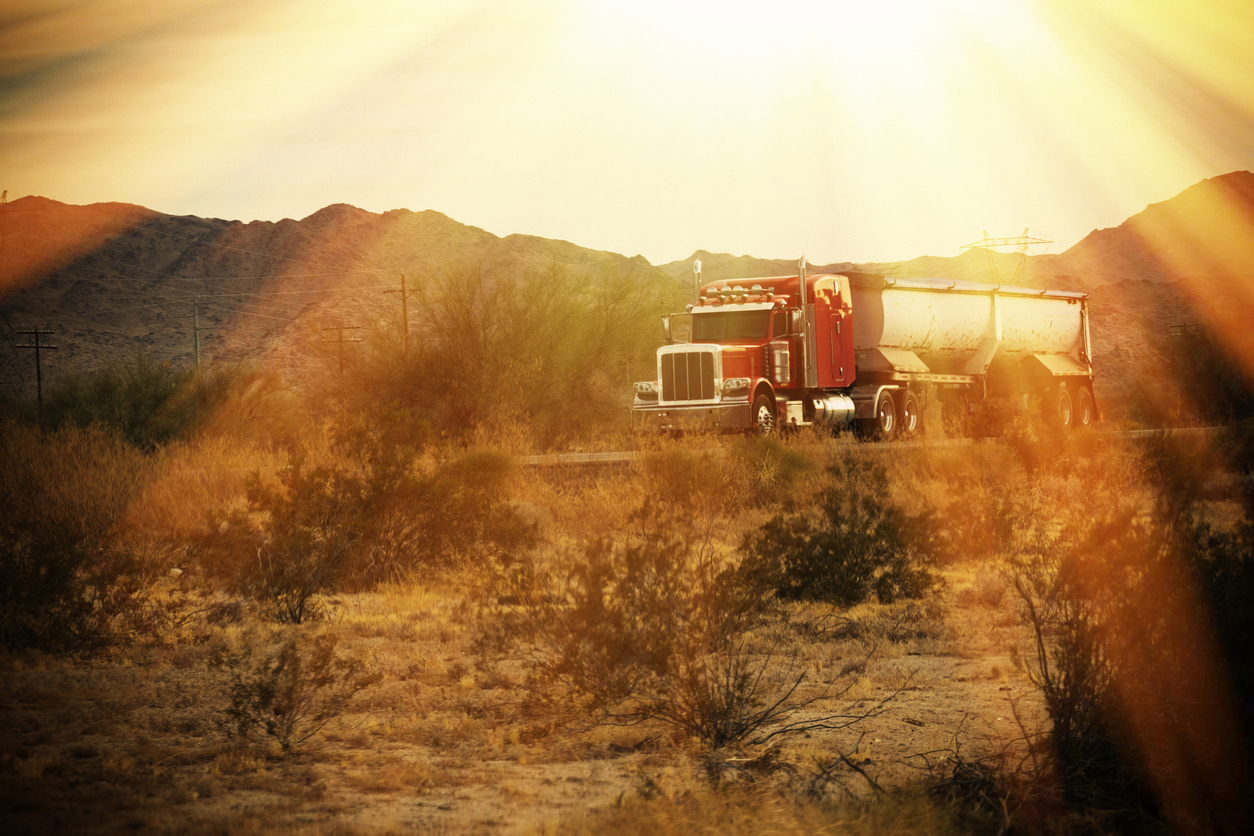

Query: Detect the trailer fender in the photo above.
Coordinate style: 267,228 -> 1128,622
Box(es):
850,384 -> 901,421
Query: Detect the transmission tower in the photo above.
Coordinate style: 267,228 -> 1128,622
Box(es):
960,229 -> 1052,285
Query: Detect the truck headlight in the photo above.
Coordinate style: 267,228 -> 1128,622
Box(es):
722,378 -> 751,393
634,381 -> 659,395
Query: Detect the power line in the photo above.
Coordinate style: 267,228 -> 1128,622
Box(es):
320,324 -> 362,377
960,229 -> 1054,285
183,301 -> 215,369
15,328 -> 57,422
384,272 -> 416,355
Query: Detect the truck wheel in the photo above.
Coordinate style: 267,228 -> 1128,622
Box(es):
1046,386 -> 1073,429
752,393 -> 776,436
870,390 -> 897,440
899,391 -> 921,437
1073,385 -> 1094,428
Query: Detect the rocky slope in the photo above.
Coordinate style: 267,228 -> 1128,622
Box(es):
0,201 -> 661,391
3,171 -> 1252,406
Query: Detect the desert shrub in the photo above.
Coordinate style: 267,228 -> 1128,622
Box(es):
637,448 -> 733,513
739,457 -> 939,607
205,410 -> 537,621
545,784 -> 990,836
15,352 -> 265,446
1009,513 -> 1152,824
0,420 -> 165,654
223,628 -> 380,752
210,455 -> 359,624
724,435 -> 815,507
159,363 -> 293,443
316,261 -> 679,447
1001,413 -> 1080,476
1164,325 -> 1254,426
1010,440 -> 1254,832
489,504 -> 884,749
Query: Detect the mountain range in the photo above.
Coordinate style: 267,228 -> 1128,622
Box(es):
3,171 -> 1253,407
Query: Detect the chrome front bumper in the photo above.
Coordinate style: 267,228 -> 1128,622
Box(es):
632,401 -> 752,432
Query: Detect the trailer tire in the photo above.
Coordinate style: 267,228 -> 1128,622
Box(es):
1046,386 -> 1073,429
752,393 -> 776,437
899,391 -> 921,438
1073,385 -> 1094,428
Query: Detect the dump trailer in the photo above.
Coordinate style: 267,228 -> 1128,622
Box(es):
632,260 -> 1096,438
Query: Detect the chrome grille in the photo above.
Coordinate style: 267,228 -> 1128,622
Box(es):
660,350 -> 716,402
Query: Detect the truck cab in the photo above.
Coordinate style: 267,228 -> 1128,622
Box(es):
632,272 -> 856,434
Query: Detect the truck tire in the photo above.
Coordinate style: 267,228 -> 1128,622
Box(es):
1073,385 -> 1094,428
1046,386 -> 1073,429
899,391 -> 921,437
752,393 -> 776,436
859,390 -> 896,441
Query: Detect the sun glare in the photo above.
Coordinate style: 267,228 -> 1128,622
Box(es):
1,0 -> 1250,263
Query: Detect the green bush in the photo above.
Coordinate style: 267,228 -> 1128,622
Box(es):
739,458 -> 939,607
8,352 -> 264,446
43,351 -> 192,445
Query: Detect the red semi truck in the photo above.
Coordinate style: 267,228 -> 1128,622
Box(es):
632,260 -> 1096,437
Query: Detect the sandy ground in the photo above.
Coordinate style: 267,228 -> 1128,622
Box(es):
0,564 -> 1046,834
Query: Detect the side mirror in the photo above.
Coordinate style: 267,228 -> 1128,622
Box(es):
788,309 -> 804,335
662,313 -> 693,344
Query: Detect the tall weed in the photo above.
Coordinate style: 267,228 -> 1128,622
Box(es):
1010,434 -> 1254,832
0,421 -> 163,653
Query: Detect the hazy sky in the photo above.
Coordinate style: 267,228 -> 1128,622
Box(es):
2,0 -> 1252,265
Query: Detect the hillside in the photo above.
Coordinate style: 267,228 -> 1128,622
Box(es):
661,171 -> 1254,402
4,171 -> 1253,408
663,172 -> 1254,291
0,200 -> 663,391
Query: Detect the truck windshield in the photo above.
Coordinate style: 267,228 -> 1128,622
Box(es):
692,310 -> 770,341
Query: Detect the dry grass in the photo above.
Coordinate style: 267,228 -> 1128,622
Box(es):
1,420 -> 1242,833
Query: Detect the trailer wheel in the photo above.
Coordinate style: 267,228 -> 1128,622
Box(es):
752,393 -> 776,436
1073,385 -> 1094,428
899,391 -> 921,437
1046,386 -> 1073,429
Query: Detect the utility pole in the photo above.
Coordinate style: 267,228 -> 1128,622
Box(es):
384,272 -> 415,355
16,328 -> 57,423
320,323 -> 362,376
184,300 -> 215,370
